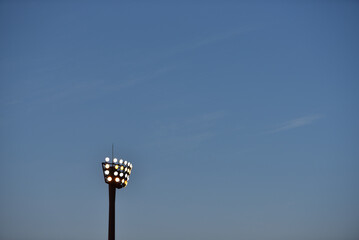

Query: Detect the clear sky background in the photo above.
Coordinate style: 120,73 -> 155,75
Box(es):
0,1 -> 358,240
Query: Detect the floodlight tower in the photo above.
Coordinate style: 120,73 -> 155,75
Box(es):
101,146 -> 133,240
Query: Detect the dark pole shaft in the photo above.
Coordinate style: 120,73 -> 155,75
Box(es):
108,184 -> 116,240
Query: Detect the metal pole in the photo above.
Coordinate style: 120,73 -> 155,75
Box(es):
109,143 -> 116,240
108,184 -> 116,240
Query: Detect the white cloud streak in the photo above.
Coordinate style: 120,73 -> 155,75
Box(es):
268,115 -> 323,133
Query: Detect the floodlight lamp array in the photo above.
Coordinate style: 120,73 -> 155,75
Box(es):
102,157 -> 133,189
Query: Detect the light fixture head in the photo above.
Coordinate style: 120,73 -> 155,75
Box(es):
102,156 -> 133,189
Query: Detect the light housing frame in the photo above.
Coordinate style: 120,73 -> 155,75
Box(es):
102,157 -> 133,189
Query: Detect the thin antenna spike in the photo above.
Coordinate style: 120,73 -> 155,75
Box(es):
112,144 -> 114,162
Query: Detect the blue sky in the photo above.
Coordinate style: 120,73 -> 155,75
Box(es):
0,1 -> 358,240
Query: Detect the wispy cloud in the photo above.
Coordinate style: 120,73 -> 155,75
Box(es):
157,111 -> 225,133
162,27 -> 254,58
109,66 -> 175,90
267,114 -> 323,134
136,27 -> 256,67
0,66 -> 174,109
149,111 -> 225,150
171,29 -> 246,53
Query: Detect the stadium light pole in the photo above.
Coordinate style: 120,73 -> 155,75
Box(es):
102,145 -> 133,240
